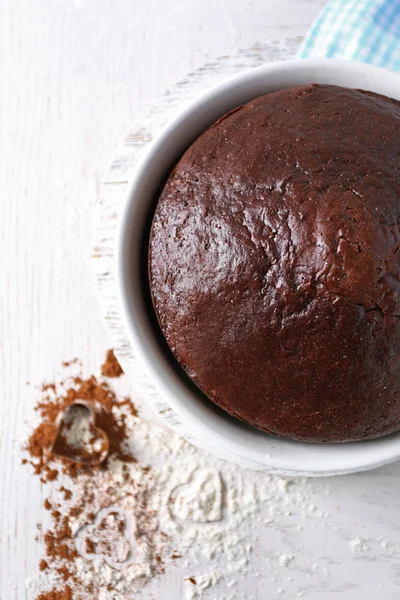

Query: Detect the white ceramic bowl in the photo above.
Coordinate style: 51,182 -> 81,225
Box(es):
117,58 -> 400,476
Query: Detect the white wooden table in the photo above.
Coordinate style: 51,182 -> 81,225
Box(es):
3,1 -> 400,599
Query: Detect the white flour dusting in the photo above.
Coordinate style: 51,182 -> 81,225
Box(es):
278,554 -> 294,567
349,536 -> 370,555
26,375 -> 334,600
184,571 -> 221,599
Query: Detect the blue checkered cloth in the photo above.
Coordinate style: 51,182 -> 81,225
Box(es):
299,0 -> 400,71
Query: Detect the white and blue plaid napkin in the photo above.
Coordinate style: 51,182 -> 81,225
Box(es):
299,0 -> 400,71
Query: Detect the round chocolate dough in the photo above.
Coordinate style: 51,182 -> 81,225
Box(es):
149,84 -> 400,442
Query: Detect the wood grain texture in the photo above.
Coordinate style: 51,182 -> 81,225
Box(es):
4,1 -> 400,599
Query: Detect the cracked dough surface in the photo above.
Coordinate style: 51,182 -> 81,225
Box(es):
149,84 -> 400,442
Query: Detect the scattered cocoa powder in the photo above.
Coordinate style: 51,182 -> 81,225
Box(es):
62,358 -> 80,368
37,586 -> 72,600
101,349 -> 123,378
22,353 -> 140,598
59,487 -> 72,501
24,367 -> 136,481
85,538 -> 95,554
51,509 -> 61,522
46,469 -> 59,482
39,559 -> 49,571
23,351 -> 171,600
116,396 -> 138,417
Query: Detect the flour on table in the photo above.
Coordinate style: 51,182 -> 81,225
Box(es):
278,554 -> 294,567
349,536 -> 370,555
26,373 -> 334,599
169,467 -> 223,523
184,571 -> 222,599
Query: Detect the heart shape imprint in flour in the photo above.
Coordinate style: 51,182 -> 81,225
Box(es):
169,468 -> 223,523
51,401 -> 109,465
75,507 -> 135,569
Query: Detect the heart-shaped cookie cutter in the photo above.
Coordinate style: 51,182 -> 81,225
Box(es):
51,400 -> 110,465
168,467 -> 224,525
75,506 -> 136,570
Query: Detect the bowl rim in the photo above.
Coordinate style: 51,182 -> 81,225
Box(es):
116,57 -> 400,476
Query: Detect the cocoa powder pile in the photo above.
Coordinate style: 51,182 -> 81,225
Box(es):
24,351 -> 136,482
23,350 -> 168,600
101,349 -> 124,378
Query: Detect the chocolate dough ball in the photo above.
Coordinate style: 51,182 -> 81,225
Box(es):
149,84 -> 400,442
